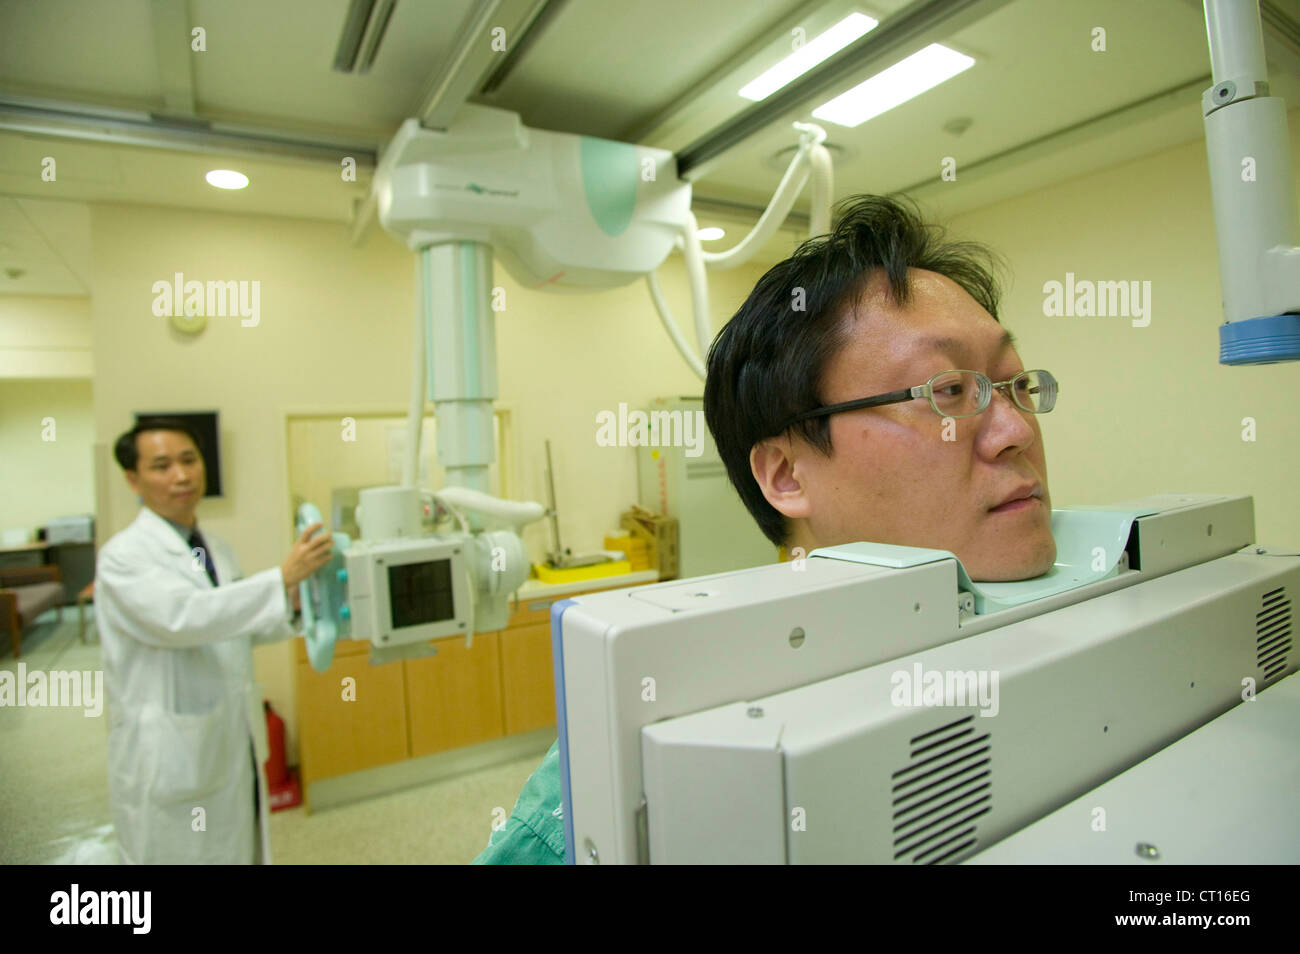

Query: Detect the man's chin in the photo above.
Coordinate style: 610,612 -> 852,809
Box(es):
965,540 -> 1058,583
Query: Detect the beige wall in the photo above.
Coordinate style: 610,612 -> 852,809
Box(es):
285,412 -> 509,530
0,294 -> 92,379
88,201 -> 773,758
0,377 -> 95,536
943,116 -> 1300,548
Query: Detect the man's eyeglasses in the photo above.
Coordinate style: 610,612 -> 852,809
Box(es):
784,369 -> 1059,429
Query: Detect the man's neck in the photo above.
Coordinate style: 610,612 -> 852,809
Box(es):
785,527 -> 817,561
149,506 -> 196,530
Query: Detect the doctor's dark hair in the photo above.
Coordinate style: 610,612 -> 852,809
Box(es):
703,194 -> 1005,548
113,418 -> 205,472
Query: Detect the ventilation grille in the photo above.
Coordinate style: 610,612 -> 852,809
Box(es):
891,715 -> 991,864
1257,586 -> 1292,682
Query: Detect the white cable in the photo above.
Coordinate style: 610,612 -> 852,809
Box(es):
433,493 -> 471,536
695,164 -> 809,270
792,122 -> 831,240
646,122 -> 833,380
807,142 -> 833,238
404,251 -> 427,489
694,135 -> 815,270
646,271 -> 707,380
791,121 -> 828,150
679,209 -> 714,359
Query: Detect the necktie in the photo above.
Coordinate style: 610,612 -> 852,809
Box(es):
188,527 -> 219,586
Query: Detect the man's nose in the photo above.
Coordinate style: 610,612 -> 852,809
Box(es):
982,386 -> 1036,447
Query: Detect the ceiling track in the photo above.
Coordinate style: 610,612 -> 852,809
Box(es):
898,73 -> 1212,197
333,0 -> 399,74
0,97 -> 379,168
1261,0 -> 1300,54
673,0 -> 1015,181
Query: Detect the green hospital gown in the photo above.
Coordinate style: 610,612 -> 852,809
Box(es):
473,740 -> 566,865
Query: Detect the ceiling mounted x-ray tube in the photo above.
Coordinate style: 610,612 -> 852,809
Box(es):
1202,0 -> 1300,364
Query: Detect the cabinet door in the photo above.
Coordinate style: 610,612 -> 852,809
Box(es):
500,621 -> 557,735
297,653 -> 409,783
405,632 -> 504,757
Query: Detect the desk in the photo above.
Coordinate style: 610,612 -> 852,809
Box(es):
0,543 -> 50,570
0,542 -> 95,601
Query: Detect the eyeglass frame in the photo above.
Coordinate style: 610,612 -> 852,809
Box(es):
782,368 -> 1059,429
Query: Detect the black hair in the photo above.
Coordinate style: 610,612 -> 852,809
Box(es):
113,418 -> 204,472
703,194 -> 1005,547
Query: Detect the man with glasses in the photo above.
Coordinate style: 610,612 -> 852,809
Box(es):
474,193 -> 1056,864
707,195 -> 1057,582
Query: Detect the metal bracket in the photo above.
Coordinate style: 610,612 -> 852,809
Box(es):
1202,77 -> 1270,116
368,641 -> 440,665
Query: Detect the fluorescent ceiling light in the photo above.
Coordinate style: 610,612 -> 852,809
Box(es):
812,43 -> 974,127
205,169 -> 249,190
697,227 -> 726,241
739,12 -> 878,102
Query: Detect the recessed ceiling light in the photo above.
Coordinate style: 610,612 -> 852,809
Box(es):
739,12 -> 878,102
697,227 -> 726,241
812,44 -> 975,128
206,169 -> 250,190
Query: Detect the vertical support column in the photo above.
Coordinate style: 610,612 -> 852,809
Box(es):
417,241 -> 498,511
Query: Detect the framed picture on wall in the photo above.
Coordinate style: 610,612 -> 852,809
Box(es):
134,410 -> 223,498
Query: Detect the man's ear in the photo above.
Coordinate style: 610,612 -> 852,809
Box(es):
750,438 -> 812,521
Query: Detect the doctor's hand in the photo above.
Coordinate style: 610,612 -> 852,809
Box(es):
281,522 -> 334,589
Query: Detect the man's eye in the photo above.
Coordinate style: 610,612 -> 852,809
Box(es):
937,383 -> 965,397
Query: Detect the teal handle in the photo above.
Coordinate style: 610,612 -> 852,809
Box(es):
295,503 -> 351,672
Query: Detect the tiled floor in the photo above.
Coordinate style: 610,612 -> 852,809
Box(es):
0,609 -> 546,864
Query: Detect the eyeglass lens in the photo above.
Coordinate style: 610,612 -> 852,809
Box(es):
930,370 -> 1054,417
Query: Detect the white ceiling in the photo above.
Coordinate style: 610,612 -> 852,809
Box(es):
2,0 -> 1299,295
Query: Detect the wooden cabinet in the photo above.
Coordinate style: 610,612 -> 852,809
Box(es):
499,621 -> 557,735
296,642 -> 408,782
406,633 -> 504,757
294,579 -> 649,801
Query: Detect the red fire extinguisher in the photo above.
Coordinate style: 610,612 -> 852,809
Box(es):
264,700 -> 287,787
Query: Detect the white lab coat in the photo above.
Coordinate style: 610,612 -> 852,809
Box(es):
96,506 -> 296,864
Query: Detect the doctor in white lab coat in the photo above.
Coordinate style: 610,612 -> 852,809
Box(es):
96,419 -> 333,864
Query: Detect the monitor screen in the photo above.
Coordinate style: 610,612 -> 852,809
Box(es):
388,559 -> 455,629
